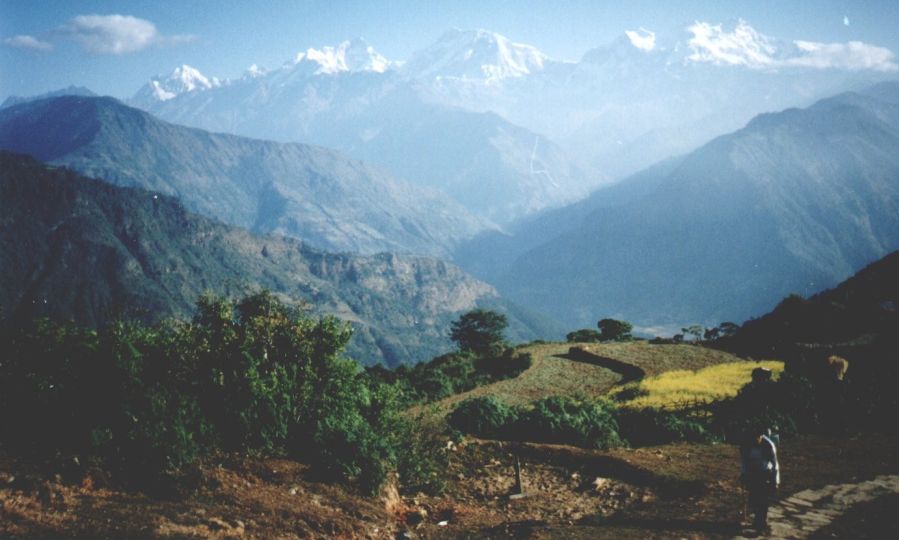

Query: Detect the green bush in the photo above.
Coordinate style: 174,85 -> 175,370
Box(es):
566,329 -> 602,343
0,292 -> 405,495
373,348 -> 532,406
448,396 -> 518,438
617,408 -> 714,446
395,411 -> 450,496
514,397 -> 623,449
475,351 -> 533,380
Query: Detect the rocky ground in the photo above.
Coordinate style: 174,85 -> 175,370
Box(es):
2,433 -> 898,538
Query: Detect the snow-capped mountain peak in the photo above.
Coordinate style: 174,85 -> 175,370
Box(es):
244,64 -> 267,79
625,28 -> 656,52
135,64 -> 221,103
169,65 -> 219,92
686,19 -> 780,68
290,38 -> 392,74
403,28 -> 550,83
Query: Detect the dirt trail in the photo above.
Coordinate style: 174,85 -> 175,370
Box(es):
735,474 -> 899,539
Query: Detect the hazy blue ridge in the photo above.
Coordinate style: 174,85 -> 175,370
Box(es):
0,95 -> 489,258
0,151 -> 551,366
487,82 -> 899,333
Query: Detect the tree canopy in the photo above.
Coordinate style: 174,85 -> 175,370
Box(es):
598,318 -> 633,342
450,309 -> 508,357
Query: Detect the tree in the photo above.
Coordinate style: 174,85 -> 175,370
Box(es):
450,309 -> 508,357
597,319 -> 633,342
566,328 -> 603,343
682,325 -> 705,342
718,322 -> 740,338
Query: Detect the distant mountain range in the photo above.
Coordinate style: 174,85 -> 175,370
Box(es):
475,82 -> 899,333
0,96 -> 488,257
130,23 -> 893,192
130,38 -> 591,225
0,152 -> 552,366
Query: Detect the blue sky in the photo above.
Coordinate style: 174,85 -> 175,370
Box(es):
2,0 -> 898,100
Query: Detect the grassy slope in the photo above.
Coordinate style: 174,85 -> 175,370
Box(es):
425,341 -> 748,415
578,341 -> 750,377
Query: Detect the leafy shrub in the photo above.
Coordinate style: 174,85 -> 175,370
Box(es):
372,349 -> 533,406
0,291 -> 404,495
514,396 -> 623,449
395,411 -> 450,496
474,350 -> 532,380
566,329 -> 602,343
448,396 -> 518,438
617,408 -> 714,446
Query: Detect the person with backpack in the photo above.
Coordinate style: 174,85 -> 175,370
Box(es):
740,426 -> 780,532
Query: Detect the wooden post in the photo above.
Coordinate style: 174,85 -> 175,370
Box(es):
510,453 -> 526,500
514,455 -> 522,494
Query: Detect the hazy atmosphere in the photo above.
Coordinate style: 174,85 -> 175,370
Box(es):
2,1 -> 899,538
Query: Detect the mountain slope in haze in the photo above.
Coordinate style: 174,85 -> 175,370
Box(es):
131,52 -> 591,224
453,156 -> 683,282
0,85 -> 97,109
723,249 -> 899,390
309,86 -> 588,223
494,82 -> 899,332
0,96 -> 488,257
735,249 -> 899,351
0,152 -> 553,366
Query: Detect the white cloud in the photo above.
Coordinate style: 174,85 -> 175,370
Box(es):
625,28 -> 656,52
3,34 -> 53,52
843,16 -> 850,27
687,20 -> 776,67
787,40 -> 899,72
687,19 -> 899,72
60,14 -> 189,54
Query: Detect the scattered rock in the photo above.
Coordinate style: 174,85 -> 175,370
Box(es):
592,477 -> 609,491
207,517 -> 230,531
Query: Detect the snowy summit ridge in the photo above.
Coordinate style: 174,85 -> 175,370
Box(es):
136,64 -> 221,102
402,28 -> 550,83
290,38 -> 392,74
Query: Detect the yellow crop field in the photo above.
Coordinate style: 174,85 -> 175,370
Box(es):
613,360 -> 785,410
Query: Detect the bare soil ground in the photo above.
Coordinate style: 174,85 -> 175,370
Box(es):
3,433 -> 897,539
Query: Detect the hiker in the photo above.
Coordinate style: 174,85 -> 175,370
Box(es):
740,427 -> 780,531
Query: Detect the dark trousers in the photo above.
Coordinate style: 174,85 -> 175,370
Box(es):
746,478 -> 774,528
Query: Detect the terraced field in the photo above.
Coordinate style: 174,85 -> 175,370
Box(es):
426,341 -> 749,415
576,341 -> 750,377
419,344 -> 622,414
612,359 -> 785,410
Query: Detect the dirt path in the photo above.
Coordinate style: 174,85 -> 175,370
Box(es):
735,474 -> 899,539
